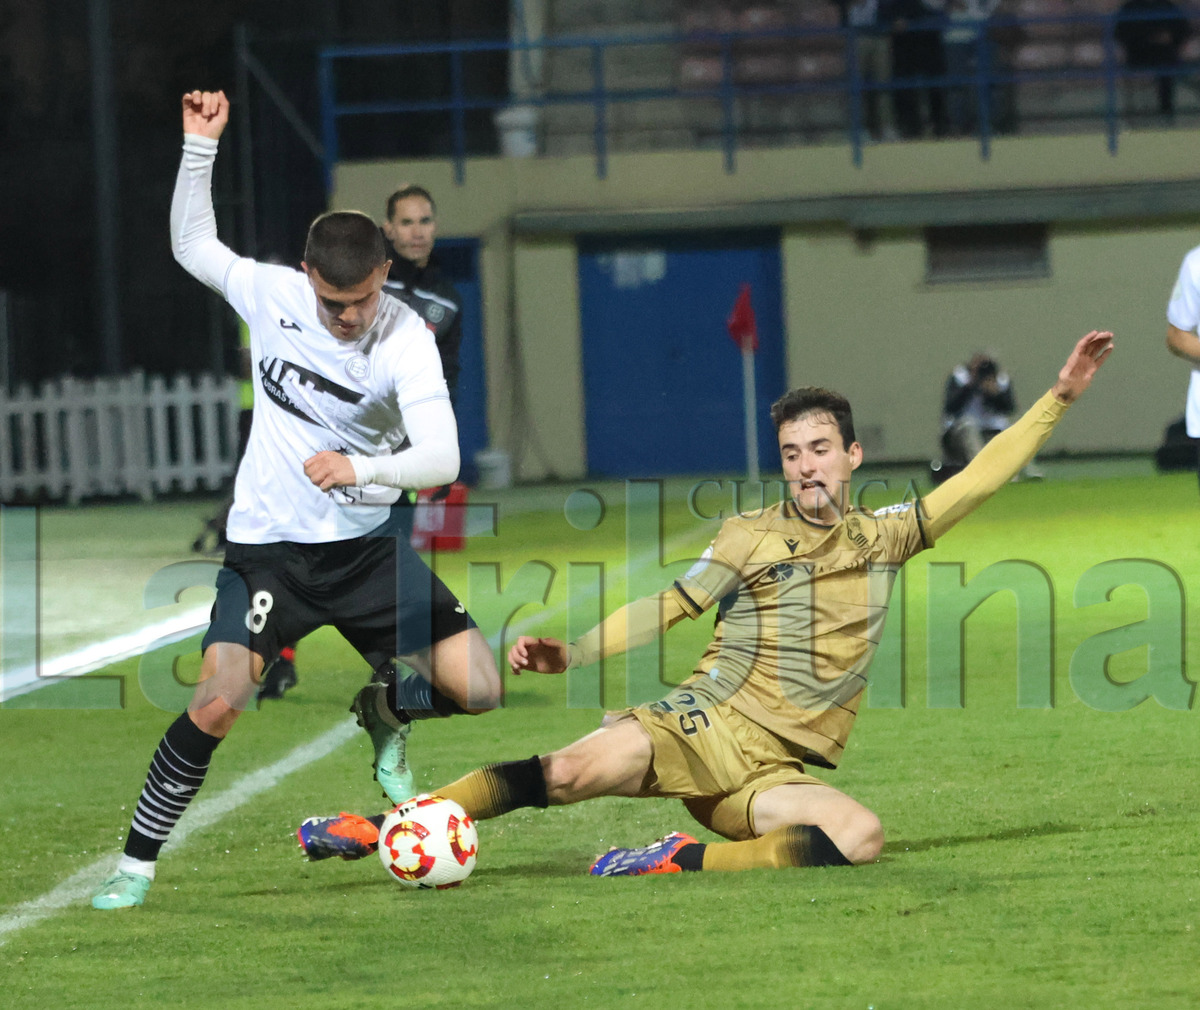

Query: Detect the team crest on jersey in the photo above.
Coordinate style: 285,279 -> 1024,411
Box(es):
845,516 -> 869,548
345,354 -> 370,381
425,303 -> 446,324
761,562 -> 794,584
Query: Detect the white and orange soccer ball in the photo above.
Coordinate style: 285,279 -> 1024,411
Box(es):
377,794 -> 478,889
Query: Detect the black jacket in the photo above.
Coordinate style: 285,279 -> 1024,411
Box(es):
1116,0 -> 1191,67
381,234 -> 463,401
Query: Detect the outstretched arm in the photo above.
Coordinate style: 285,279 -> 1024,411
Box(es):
1048,330 -> 1115,404
508,591 -> 691,675
170,89 -> 239,293
922,331 -> 1113,541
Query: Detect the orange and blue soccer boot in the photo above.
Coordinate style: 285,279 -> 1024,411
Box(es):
297,812 -> 381,861
588,832 -> 699,877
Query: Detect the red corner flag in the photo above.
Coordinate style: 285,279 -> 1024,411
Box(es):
726,283 -> 758,352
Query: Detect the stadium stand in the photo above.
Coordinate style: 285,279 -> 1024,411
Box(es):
525,0 -> 1200,154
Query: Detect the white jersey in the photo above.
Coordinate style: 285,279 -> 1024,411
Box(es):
223,261 -> 448,544
1167,244 -> 1200,437
170,133 -> 456,545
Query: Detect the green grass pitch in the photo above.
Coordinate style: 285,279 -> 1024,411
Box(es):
2,466 -> 1199,1008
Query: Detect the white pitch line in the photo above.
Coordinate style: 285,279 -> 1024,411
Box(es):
0,718 -> 358,945
0,608 -> 212,703
0,520 -> 714,942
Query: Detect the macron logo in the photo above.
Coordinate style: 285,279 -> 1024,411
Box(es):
280,318 -> 300,331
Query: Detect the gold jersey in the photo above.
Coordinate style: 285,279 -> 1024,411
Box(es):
569,390 -> 1069,772
663,499 -> 928,769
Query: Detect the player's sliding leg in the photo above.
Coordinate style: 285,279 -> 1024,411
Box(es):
590,782 -> 881,876
297,755 -> 548,861
588,825 -> 851,876
353,626 -> 500,803
93,643 -> 261,909
296,753 -> 547,862
422,719 -> 651,821
744,781 -> 882,864
298,718 -> 654,861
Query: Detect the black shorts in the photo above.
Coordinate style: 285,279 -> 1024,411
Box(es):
201,517 -> 475,671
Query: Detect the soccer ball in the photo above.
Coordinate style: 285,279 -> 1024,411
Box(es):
377,794 -> 478,889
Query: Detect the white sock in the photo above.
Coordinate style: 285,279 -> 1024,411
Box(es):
117,854 -> 157,881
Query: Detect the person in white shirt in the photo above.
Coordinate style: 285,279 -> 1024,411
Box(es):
1166,243 -> 1200,485
93,90 -> 505,910
837,0 -> 899,140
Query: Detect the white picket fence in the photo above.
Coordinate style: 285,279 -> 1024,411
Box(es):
0,372 -> 241,504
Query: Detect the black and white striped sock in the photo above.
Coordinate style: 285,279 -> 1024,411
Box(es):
122,712 -> 221,863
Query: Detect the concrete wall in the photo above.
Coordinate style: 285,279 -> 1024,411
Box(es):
336,132 -> 1200,478
781,218 -> 1192,461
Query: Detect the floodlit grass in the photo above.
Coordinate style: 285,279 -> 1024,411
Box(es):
2,468 -> 1200,1008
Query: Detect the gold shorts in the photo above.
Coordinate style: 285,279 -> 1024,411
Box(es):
617,700 -> 826,842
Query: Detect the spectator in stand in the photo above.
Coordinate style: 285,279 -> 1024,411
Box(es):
834,0 -> 900,140
891,0 -> 949,138
1116,0 -> 1192,120
942,0 -> 1000,134
984,0 -> 1026,134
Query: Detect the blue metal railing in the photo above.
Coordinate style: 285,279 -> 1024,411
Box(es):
316,11 -> 1195,188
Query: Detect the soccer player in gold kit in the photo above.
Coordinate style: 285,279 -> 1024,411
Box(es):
298,330 -> 1114,875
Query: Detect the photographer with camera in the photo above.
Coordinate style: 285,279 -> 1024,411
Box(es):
939,352 -> 1026,474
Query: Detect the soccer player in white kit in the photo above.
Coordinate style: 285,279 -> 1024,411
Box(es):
93,90 -> 501,909
1166,242 -> 1200,489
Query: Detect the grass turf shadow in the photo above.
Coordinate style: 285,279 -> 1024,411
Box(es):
882,820 -> 1084,858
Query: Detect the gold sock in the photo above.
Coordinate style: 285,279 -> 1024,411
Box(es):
435,756 -> 548,820
699,825 -> 851,871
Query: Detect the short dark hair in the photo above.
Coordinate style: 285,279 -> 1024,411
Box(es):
386,185 -> 437,221
769,387 -> 857,449
304,211 -> 387,289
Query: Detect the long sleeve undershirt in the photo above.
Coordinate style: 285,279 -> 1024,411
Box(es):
567,592 -> 691,670
922,389 -> 1068,541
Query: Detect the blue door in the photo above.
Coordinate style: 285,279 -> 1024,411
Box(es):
578,231 -> 785,477
436,239 -> 487,484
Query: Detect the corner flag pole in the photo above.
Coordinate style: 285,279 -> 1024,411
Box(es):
727,283 -> 760,485
742,343 -> 759,485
